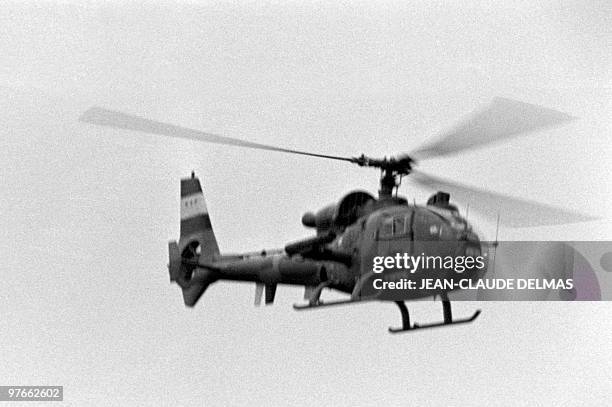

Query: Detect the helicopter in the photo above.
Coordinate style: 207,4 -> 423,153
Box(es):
80,97 -> 593,333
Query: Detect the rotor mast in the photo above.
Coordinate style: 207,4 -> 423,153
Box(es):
379,170 -> 398,199
352,154 -> 414,199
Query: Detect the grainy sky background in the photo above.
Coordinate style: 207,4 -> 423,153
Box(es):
1,1 -> 611,406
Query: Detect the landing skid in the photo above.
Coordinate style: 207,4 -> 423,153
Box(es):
388,294 -> 481,333
294,284 -> 480,333
388,310 -> 481,333
293,298 -> 370,310
293,280 -> 375,310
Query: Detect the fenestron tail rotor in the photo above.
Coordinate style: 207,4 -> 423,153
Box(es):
80,97 -> 592,228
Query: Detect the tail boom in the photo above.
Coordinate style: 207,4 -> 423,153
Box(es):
168,173 -> 330,307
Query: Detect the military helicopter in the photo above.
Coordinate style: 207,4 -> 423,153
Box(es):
80,97 -> 592,333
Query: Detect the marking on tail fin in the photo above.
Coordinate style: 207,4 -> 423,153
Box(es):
181,194 -> 208,220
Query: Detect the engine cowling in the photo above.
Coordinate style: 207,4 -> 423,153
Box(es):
302,191 -> 375,234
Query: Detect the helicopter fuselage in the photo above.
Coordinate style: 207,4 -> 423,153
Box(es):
182,194 -> 485,304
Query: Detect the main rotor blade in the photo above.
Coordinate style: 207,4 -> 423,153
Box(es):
80,107 -> 356,163
410,98 -> 576,160
410,170 -> 595,228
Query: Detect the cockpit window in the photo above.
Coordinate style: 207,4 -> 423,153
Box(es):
378,214 -> 410,238
427,207 -> 467,230
380,217 -> 393,237
393,216 -> 407,235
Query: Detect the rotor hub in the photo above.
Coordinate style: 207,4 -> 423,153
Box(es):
351,154 -> 415,199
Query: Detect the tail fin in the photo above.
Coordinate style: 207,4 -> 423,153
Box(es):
179,172 -> 219,260
168,172 -> 220,306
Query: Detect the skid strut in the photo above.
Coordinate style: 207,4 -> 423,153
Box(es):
389,293 -> 481,333
293,281 -> 377,310
293,281 -> 332,309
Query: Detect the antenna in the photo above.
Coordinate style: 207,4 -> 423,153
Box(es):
494,212 -> 500,242
490,212 -> 500,274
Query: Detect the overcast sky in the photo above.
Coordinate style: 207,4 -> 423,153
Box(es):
1,1 -> 611,406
